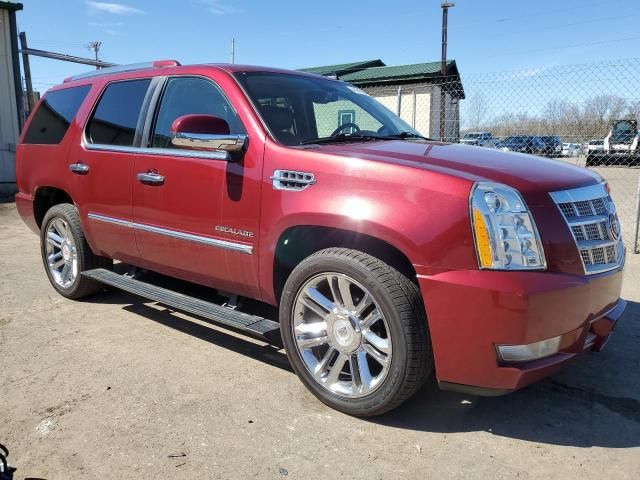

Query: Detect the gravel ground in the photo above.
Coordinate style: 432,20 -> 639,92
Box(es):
1,201 -> 639,480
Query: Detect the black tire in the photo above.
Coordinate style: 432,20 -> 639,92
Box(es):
279,248 -> 433,416
40,203 -> 112,299
586,153 -> 597,167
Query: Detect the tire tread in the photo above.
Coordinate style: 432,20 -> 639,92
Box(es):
282,247 -> 433,416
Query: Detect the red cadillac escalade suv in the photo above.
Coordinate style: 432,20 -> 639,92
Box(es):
15,60 -> 626,416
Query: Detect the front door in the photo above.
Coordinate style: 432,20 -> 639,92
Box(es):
132,75 -> 262,298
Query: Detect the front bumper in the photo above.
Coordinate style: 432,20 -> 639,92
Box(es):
417,267 -> 625,393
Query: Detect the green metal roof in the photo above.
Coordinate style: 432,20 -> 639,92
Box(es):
342,60 -> 456,83
300,59 -> 385,76
300,59 -> 464,99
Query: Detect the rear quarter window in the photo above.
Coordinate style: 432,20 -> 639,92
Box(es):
22,85 -> 91,144
86,79 -> 151,147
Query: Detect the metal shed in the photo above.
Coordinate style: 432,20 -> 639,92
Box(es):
0,1 -> 23,197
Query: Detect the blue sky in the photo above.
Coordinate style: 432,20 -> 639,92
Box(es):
17,0 -> 640,92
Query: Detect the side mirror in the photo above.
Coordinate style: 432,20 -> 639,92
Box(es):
170,114 -> 247,155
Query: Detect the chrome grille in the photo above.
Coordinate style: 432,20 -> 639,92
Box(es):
550,183 -> 624,275
575,200 -> 594,216
571,221 -> 609,242
592,198 -> 608,216
559,203 -> 577,218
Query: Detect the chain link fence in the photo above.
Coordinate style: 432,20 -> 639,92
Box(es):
372,59 -> 640,252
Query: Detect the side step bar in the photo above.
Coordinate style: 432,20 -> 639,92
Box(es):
82,268 -> 281,344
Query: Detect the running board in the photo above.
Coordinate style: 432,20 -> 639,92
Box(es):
82,268 -> 281,344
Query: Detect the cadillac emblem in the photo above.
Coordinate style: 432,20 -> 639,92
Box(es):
608,212 -> 621,241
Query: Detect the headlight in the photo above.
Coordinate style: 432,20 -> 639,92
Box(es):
470,182 -> 546,270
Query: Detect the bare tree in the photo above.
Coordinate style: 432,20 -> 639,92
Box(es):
467,93 -> 488,131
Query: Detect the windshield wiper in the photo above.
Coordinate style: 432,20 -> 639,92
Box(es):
299,131 -> 433,146
299,134 -> 388,146
382,131 -> 433,141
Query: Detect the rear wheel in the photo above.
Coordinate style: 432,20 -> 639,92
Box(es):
279,248 -> 433,416
40,203 -> 112,299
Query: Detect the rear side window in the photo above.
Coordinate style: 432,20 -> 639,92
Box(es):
87,79 -> 151,146
23,85 -> 91,144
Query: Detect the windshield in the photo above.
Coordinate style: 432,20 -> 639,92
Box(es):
463,133 -> 482,139
611,121 -> 637,143
234,71 -> 421,146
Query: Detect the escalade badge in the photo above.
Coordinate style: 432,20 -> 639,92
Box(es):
215,225 -> 254,238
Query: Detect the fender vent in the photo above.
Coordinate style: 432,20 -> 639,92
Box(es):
271,169 -> 316,191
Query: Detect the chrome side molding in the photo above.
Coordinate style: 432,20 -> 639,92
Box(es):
87,213 -> 253,255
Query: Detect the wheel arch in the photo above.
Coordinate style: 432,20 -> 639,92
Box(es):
33,186 -> 74,229
270,224 -> 418,305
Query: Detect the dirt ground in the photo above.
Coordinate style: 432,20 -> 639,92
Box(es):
1,201 -> 639,480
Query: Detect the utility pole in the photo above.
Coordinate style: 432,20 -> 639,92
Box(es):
231,38 -> 235,64
87,41 -> 102,69
18,32 -> 35,114
439,2 -> 454,141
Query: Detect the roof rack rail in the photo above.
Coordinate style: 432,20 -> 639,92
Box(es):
64,59 -> 181,83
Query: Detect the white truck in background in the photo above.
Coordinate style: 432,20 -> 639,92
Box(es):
602,119 -> 639,165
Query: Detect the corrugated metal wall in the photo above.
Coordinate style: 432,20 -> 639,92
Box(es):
0,8 -> 20,195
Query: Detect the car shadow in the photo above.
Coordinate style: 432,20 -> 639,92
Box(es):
370,300 -> 640,448
83,273 -> 640,449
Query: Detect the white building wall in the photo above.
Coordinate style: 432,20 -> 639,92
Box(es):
425,86 -> 459,140
374,94 -> 397,115
0,8 -> 20,195
363,84 -> 434,138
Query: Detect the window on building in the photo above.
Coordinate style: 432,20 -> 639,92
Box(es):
23,85 -> 91,145
86,79 -> 151,146
338,109 -> 356,134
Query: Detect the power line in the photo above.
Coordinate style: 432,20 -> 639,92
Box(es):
27,39 -> 88,46
494,0 -> 611,23
483,12 -> 640,40
487,35 -> 640,58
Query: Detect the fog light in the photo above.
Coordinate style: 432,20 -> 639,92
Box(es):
496,336 -> 561,362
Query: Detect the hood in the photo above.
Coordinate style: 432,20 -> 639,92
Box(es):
317,140 -> 602,204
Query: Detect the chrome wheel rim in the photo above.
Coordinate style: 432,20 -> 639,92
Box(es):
45,217 -> 78,289
292,272 -> 392,398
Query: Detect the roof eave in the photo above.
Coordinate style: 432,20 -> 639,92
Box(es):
0,1 -> 23,11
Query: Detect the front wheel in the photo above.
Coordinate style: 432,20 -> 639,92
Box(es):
279,248 -> 433,416
40,203 -> 112,299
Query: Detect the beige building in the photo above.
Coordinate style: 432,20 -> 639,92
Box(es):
301,59 -> 464,141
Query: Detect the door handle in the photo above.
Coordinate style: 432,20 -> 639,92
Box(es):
69,163 -> 90,175
137,172 -> 165,186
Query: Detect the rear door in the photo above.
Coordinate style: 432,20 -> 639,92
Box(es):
131,74 -> 262,298
71,78 -> 153,263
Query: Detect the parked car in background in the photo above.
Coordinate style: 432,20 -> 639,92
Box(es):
540,135 -> 563,157
603,119 -> 639,165
460,132 -> 496,148
498,135 -> 546,155
586,139 -> 605,166
15,60 -> 627,416
562,142 -> 580,157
